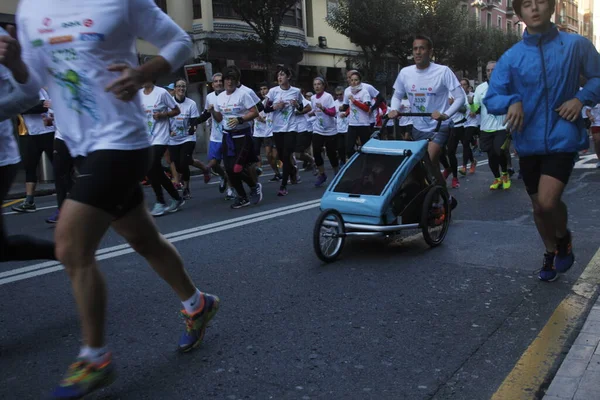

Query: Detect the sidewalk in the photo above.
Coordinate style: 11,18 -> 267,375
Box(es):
5,151 -> 211,200
543,296 -> 600,400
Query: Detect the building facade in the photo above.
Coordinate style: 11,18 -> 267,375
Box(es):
464,0 -> 524,33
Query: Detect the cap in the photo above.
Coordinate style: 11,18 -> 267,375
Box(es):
165,83 -> 175,90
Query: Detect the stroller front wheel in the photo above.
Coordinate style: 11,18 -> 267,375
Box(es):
421,186 -> 450,247
313,209 -> 346,263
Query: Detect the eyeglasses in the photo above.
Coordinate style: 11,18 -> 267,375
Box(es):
175,85 -> 187,88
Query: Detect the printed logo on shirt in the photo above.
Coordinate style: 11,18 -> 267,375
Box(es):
49,35 -> 74,45
52,48 -> 78,62
31,39 -> 44,47
42,18 -> 52,27
79,33 -> 105,42
38,28 -> 54,34
83,19 -> 94,28
48,68 -> 99,122
61,21 -> 82,28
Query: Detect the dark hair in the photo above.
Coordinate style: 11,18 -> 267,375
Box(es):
349,71 -> 362,81
276,65 -> 292,78
258,81 -> 269,89
175,77 -> 187,85
513,0 -> 555,18
460,78 -> 469,85
413,34 -> 433,49
223,65 -> 241,82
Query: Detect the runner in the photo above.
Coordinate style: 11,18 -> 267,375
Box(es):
253,82 -> 281,181
341,71 -> 372,157
211,66 -> 262,208
345,69 -> 384,132
463,83 -> 479,175
446,83 -> 469,189
168,78 -> 200,200
334,86 -> 349,165
472,62 -> 512,191
264,66 -> 306,196
388,35 -> 464,209
585,103 -> 600,168
6,1 -> 220,397
140,80 -> 186,216
484,0 -> 600,281
11,88 -> 55,213
0,25 -> 56,262
294,90 -> 315,180
310,77 -> 339,186
397,94 -> 413,140
198,73 -> 229,195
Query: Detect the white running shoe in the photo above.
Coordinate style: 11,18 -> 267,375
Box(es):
150,203 -> 168,217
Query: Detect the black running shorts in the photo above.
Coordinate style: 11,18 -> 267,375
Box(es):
519,152 -> 577,195
69,148 -> 151,219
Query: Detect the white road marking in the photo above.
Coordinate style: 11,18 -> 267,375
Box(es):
0,199 -> 321,286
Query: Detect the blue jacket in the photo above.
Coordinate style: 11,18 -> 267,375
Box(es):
483,24 -> 600,156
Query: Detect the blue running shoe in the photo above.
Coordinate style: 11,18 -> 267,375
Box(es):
46,209 -> 60,224
51,355 -> 116,399
555,230 -> 575,273
179,293 -> 220,353
539,252 -> 558,282
314,173 -> 327,187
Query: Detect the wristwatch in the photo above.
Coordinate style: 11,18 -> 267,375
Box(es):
237,117 -> 244,124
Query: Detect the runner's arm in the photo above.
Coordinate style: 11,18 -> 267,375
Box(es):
442,86 -> 465,118
575,39 -> 600,106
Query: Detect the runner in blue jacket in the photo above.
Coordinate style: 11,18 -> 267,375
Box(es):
484,0 -> 600,282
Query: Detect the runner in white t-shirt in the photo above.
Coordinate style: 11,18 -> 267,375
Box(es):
294,93 -> 315,178
397,96 -> 413,140
585,104 -> 600,168
5,2 -> 220,396
311,77 -> 340,186
464,85 -> 480,175
168,78 -> 201,200
253,83 -> 281,181
334,87 -> 349,164
140,82 -> 185,216
341,71 -> 372,157
345,69 -> 383,130
0,27 -> 56,264
388,35 -> 465,209
445,81 -> 470,189
264,66 -> 308,196
212,65 -> 262,208
11,88 -> 55,213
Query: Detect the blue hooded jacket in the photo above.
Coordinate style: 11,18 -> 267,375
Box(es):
483,24 -> 600,156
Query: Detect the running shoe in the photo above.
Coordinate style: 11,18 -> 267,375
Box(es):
231,197 -> 250,209
179,293 -> 220,353
218,177 -> 227,193
225,188 -> 236,200
50,355 -> 116,399
277,187 -> 288,197
539,252 -> 558,282
203,170 -> 211,184
458,166 -> 467,176
182,188 -> 192,200
442,169 -> 450,180
451,177 -> 460,189
12,201 -> 36,213
555,230 -> 575,273
46,209 -> 60,224
508,168 -> 515,177
489,178 -> 502,190
501,173 -> 511,190
167,198 -> 185,213
269,174 -> 281,182
469,160 -> 477,174
315,174 -> 327,187
250,183 -> 263,205
150,203 -> 168,217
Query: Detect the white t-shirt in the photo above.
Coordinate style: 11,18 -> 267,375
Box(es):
392,63 -> 461,132
464,92 -> 480,128
265,86 -> 304,133
450,89 -> 469,128
296,98 -> 312,133
204,91 -> 224,142
343,87 -> 372,126
140,86 -> 178,146
398,98 -> 412,126
253,98 -> 273,138
22,89 -> 55,136
473,82 -> 506,132
214,88 -> 257,131
334,99 -> 349,134
169,97 -> 199,145
311,92 -> 337,136
0,65 -> 20,167
239,84 -> 260,105
588,104 -> 600,127
16,0 -> 193,157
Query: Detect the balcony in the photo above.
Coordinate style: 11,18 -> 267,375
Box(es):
471,0 -> 496,10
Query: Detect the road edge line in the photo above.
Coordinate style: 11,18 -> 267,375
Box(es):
491,245 -> 600,400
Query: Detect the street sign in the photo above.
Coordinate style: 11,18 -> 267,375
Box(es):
184,62 -> 213,83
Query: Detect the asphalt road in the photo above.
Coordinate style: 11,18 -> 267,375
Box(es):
1,151 -> 600,400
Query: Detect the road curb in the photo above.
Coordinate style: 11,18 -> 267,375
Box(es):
491,246 -> 600,400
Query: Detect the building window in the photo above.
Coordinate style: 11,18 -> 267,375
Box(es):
282,1 -> 303,29
306,0 -> 314,37
155,0 -> 167,13
213,0 -> 239,18
497,15 -> 502,28
193,0 -> 202,19
327,0 -> 339,16
487,12 -> 492,27
507,20 -> 512,32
